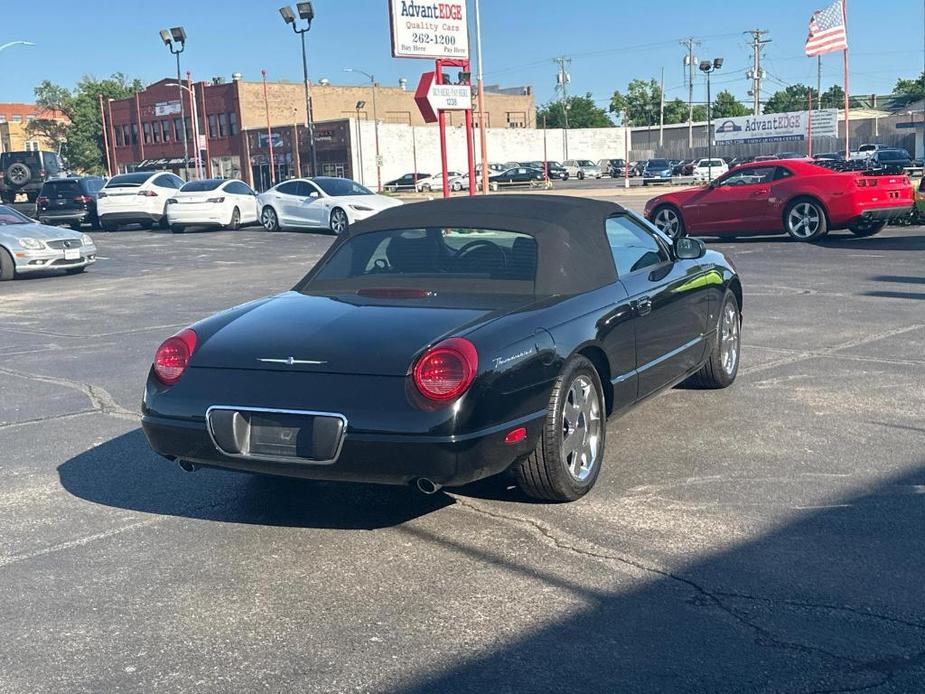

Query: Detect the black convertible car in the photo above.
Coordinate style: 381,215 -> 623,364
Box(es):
142,196 -> 742,501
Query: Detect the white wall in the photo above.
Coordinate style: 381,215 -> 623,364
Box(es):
348,119 -> 630,187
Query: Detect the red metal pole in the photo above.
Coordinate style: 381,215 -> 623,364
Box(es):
464,61 -> 476,196
98,94 -> 112,177
436,60 -> 449,199
262,70 -> 276,186
807,89 -> 813,158
106,98 -> 117,176
135,92 -> 145,160
198,81 -> 212,178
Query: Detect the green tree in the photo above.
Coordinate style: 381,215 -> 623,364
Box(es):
33,73 -> 143,173
763,84 -> 817,114
819,84 -> 845,109
711,90 -> 749,118
608,79 -> 661,125
662,98 -> 707,124
893,71 -> 925,104
537,92 -> 614,129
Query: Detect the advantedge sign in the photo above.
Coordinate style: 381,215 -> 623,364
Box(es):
714,109 -> 838,145
389,0 -> 469,60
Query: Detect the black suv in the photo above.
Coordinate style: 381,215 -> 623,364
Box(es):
0,150 -> 66,203
36,176 -> 107,230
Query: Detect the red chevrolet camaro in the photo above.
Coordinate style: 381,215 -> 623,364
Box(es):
644,159 -> 913,242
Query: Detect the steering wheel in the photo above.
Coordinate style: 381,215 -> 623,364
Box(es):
453,239 -> 507,268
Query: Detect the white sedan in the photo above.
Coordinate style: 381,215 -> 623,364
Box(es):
415,171 -> 464,192
165,178 -> 259,233
257,177 -> 402,234
691,158 -> 729,182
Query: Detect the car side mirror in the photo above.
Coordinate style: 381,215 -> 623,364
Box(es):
674,237 -> 706,260
308,191 -> 319,199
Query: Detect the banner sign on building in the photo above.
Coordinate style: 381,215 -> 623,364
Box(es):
714,109 -> 838,144
154,100 -> 182,117
389,0 -> 469,60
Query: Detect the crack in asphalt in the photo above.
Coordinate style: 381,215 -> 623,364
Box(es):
450,496 -> 923,693
740,323 -> 924,377
0,366 -> 139,421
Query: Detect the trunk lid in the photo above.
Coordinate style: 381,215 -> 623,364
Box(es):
192,291 -> 528,376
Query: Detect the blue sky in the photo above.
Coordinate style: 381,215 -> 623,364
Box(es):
1,0 -> 922,114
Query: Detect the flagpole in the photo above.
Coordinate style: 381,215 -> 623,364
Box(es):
807,88 -> 813,157
842,0 -> 850,159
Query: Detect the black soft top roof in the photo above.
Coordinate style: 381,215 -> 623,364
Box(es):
315,194 -> 626,295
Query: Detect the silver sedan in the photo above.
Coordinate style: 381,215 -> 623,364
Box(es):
0,205 -> 98,280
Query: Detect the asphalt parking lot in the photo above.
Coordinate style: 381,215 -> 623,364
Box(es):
2,201 -> 925,693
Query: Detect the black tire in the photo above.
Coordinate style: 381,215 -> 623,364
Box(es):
329,207 -> 349,235
651,204 -> 686,239
139,220 -> 154,230
688,291 -> 741,389
784,198 -> 828,242
261,205 -> 280,232
848,219 -> 887,237
100,220 -> 116,232
170,224 -> 185,234
5,162 -> 31,187
513,355 -> 606,502
26,192 -> 38,204
69,222 -> 83,231
577,171 -> 585,180
158,214 -> 169,230
226,207 -> 241,231
0,247 -> 15,281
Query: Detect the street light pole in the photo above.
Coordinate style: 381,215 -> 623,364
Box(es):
354,100 -> 365,185
699,57 -> 723,183
345,68 -> 381,191
160,27 -> 189,180
279,3 -> 317,177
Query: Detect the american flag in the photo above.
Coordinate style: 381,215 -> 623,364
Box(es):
805,0 -> 848,56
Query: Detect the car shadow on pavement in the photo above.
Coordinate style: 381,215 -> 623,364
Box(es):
817,233 -> 925,251
395,464 -> 925,693
57,428 -> 453,530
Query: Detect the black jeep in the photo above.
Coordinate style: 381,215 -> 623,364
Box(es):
0,150 -> 66,204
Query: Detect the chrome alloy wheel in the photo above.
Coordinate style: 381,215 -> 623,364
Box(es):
561,375 -> 602,482
787,202 -> 822,239
330,208 -> 348,234
653,207 -> 681,238
720,300 -> 740,376
261,207 -> 278,231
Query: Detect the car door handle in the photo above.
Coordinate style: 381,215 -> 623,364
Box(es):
635,297 -> 653,316
751,189 -> 769,196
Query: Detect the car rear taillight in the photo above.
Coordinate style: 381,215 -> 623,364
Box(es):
856,178 -> 878,187
412,337 -> 478,401
206,196 -> 225,203
137,190 -> 159,197
153,328 -> 198,385
36,196 -> 49,206
73,195 -> 92,204
39,169 -> 46,177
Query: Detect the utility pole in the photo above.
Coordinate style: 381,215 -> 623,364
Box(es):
554,56 -> 571,160
680,37 -> 700,149
659,67 -> 665,148
745,28 -> 771,116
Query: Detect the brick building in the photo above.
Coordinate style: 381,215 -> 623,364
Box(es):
0,103 -> 68,154
106,75 -> 534,187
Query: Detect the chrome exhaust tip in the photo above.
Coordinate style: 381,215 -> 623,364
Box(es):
416,478 -> 442,495
177,460 -> 198,473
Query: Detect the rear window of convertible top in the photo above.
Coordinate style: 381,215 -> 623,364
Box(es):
305,228 -> 538,294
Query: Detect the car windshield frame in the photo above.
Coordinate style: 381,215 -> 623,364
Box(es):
0,205 -> 32,225
647,159 -> 670,168
313,178 -> 374,197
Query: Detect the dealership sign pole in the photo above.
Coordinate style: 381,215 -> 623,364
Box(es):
390,0 -> 473,198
